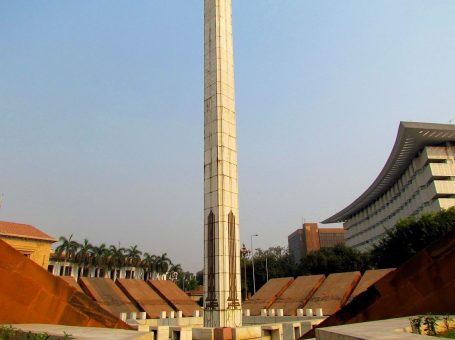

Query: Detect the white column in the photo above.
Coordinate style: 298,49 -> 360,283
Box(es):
204,0 -> 241,328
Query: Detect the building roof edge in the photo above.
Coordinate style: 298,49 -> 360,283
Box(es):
322,121 -> 455,224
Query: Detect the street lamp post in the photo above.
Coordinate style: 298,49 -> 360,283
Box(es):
240,244 -> 250,301
251,234 -> 258,294
265,252 -> 269,282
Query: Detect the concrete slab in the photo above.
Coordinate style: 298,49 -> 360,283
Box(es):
170,326 -> 193,340
232,325 -> 261,340
315,317 -> 426,339
148,280 -> 202,317
303,272 -> 361,316
117,279 -> 175,319
8,324 -> 151,339
192,327 -> 215,340
80,277 -> 140,318
347,269 -> 395,303
270,275 -> 325,316
243,277 -> 294,316
150,325 -> 170,340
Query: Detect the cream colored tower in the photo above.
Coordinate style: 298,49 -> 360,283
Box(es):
204,0 -> 242,328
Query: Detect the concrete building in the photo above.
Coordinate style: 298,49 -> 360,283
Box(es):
203,0 -> 242,328
0,220 -> 56,268
47,255 -> 149,281
319,228 -> 345,249
288,223 -> 345,262
323,121 -> 455,251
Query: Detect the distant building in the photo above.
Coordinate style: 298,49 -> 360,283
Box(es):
319,228 -> 345,248
0,220 -> 56,268
323,121 -> 455,251
288,223 -> 345,262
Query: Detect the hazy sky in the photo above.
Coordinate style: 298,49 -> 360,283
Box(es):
1,1 -> 454,272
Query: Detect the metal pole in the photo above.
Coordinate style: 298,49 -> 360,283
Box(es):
244,257 -> 248,299
251,234 -> 258,294
265,252 -> 269,282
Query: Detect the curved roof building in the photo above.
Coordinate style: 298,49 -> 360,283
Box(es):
323,121 -> 455,251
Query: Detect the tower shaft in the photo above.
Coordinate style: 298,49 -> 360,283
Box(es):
203,0 -> 242,328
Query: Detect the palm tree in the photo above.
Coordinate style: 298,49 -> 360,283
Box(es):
108,244 -> 125,280
141,252 -> 157,281
125,245 -> 142,268
55,234 -> 79,276
75,238 -> 92,278
155,253 -> 172,279
168,263 -> 182,282
91,243 -> 109,277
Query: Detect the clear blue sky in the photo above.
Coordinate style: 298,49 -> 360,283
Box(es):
1,1 -> 454,272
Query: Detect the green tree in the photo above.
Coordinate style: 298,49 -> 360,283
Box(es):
75,238 -> 93,277
125,245 -> 142,267
155,253 -> 172,279
91,243 -> 109,277
141,252 -> 157,280
298,244 -> 370,276
370,207 -> 455,268
108,244 -> 125,280
55,234 -> 79,275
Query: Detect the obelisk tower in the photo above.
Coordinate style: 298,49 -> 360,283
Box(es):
204,0 -> 242,328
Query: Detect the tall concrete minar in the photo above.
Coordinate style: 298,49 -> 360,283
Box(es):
204,0 -> 242,328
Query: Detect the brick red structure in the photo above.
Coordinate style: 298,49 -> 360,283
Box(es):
148,279 -> 202,317
347,268 -> 395,303
79,277 -> 140,318
0,240 -> 130,329
302,228 -> 455,338
302,271 -> 361,315
242,277 -> 294,316
117,279 -> 175,318
270,275 -> 325,316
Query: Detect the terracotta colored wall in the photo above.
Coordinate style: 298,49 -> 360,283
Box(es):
242,277 -> 294,316
0,239 -> 131,329
117,279 -> 175,318
270,275 -> 325,316
302,228 -> 455,339
79,278 -> 140,318
347,268 -> 395,303
60,276 -> 84,293
303,271 -> 361,315
148,280 -> 202,317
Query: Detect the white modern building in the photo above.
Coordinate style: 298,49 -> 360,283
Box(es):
323,121 -> 455,251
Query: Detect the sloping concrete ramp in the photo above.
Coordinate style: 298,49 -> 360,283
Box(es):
270,275 -> 325,315
80,277 -> 139,318
347,268 -> 395,303
0,240 -> 130,329
60,276 -> 84,293
243,277 -> 294,316
117,279 -> 174,318
303,271 -> 361,315
302,228 -> 455,339
148,280 -> 202,317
